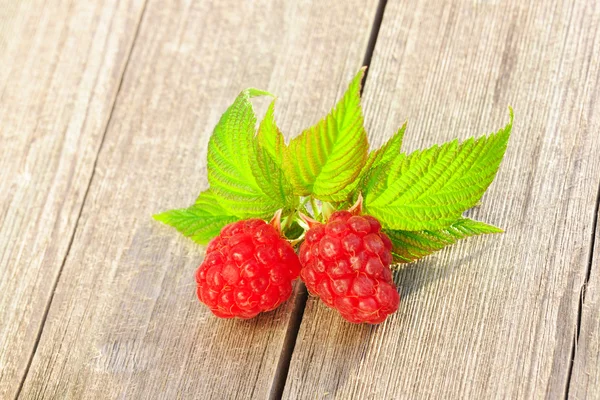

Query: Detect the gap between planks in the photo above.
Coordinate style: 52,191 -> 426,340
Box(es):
12,1 -> 150,398
268,0 -> 389,397
564,176 -> 600,399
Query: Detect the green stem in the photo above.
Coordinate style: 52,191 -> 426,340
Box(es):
300,197 -> 311,208
282,210 -> 295,231
310,197 -> 319,219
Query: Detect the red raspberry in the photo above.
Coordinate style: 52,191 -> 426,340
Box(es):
299,211 -> 399,324
195,219 -> 301,319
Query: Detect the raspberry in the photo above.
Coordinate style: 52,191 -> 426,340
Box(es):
195,219 -> 301,319
299,211 -> 399,324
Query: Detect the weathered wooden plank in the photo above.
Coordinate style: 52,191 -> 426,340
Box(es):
283,0 -> 600,398
0,1 -> 146,398
570,209 -> 600,399
17,1 -> 380,398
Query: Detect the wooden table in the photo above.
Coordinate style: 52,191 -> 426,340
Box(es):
1,1 -> 599,398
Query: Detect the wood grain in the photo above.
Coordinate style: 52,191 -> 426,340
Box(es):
570,205 -> 600,400
0,1 -> 145,398
283,0 -> 600,399
17,0 -> 380,398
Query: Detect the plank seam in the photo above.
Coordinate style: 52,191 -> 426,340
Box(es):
563,176 -> 600,399
12,1 -> 150,398
361,0 -> 389,87
268,284 -> 309,400
268,0 -> 389,398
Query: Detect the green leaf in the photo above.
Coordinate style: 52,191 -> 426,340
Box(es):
283,69 -> 369,200
328,122 -> 407,204
385,217 -> 503,264
247,88 -> 275,98
207,89 -> 294,218
154,190 -> 238,245
251,99 -> 297,210
257,99 -> 285,167
364,109 -> 513,230
250,136 -> 298,212
367,122 -> 407,170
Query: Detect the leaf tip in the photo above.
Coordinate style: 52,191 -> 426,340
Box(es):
246,88 -> 275,98
490,225 -> 505,234
353,67 -> 367,93
152,212 -> 167,222
504,105 -> 514,134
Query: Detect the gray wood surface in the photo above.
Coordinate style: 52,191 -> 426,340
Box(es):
16,0 -> 380,398
283,0 -> 600,398
0,1 -> 145,398
570,210 -> 600,400
4,0 -> 600,398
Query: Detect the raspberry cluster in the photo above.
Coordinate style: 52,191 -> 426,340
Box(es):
194,211 -> 399,324
195,219 -> 300,319
299,211 -> 400,324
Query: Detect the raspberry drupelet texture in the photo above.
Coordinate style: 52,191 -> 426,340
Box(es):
299,211 -> 400,324
195,219 -> 301,319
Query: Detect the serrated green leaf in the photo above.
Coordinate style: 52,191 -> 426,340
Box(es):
207,89 -> 294,218
154,190 -> 238,245
250,137 -> 297,211
364,109 -> 513,230
252,99 -> 297,210
385,217 -> 503,264
367,122 -> 406,170
284,69 -> 369,200
327,123 -> 407,204
257,99 -> 285,167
